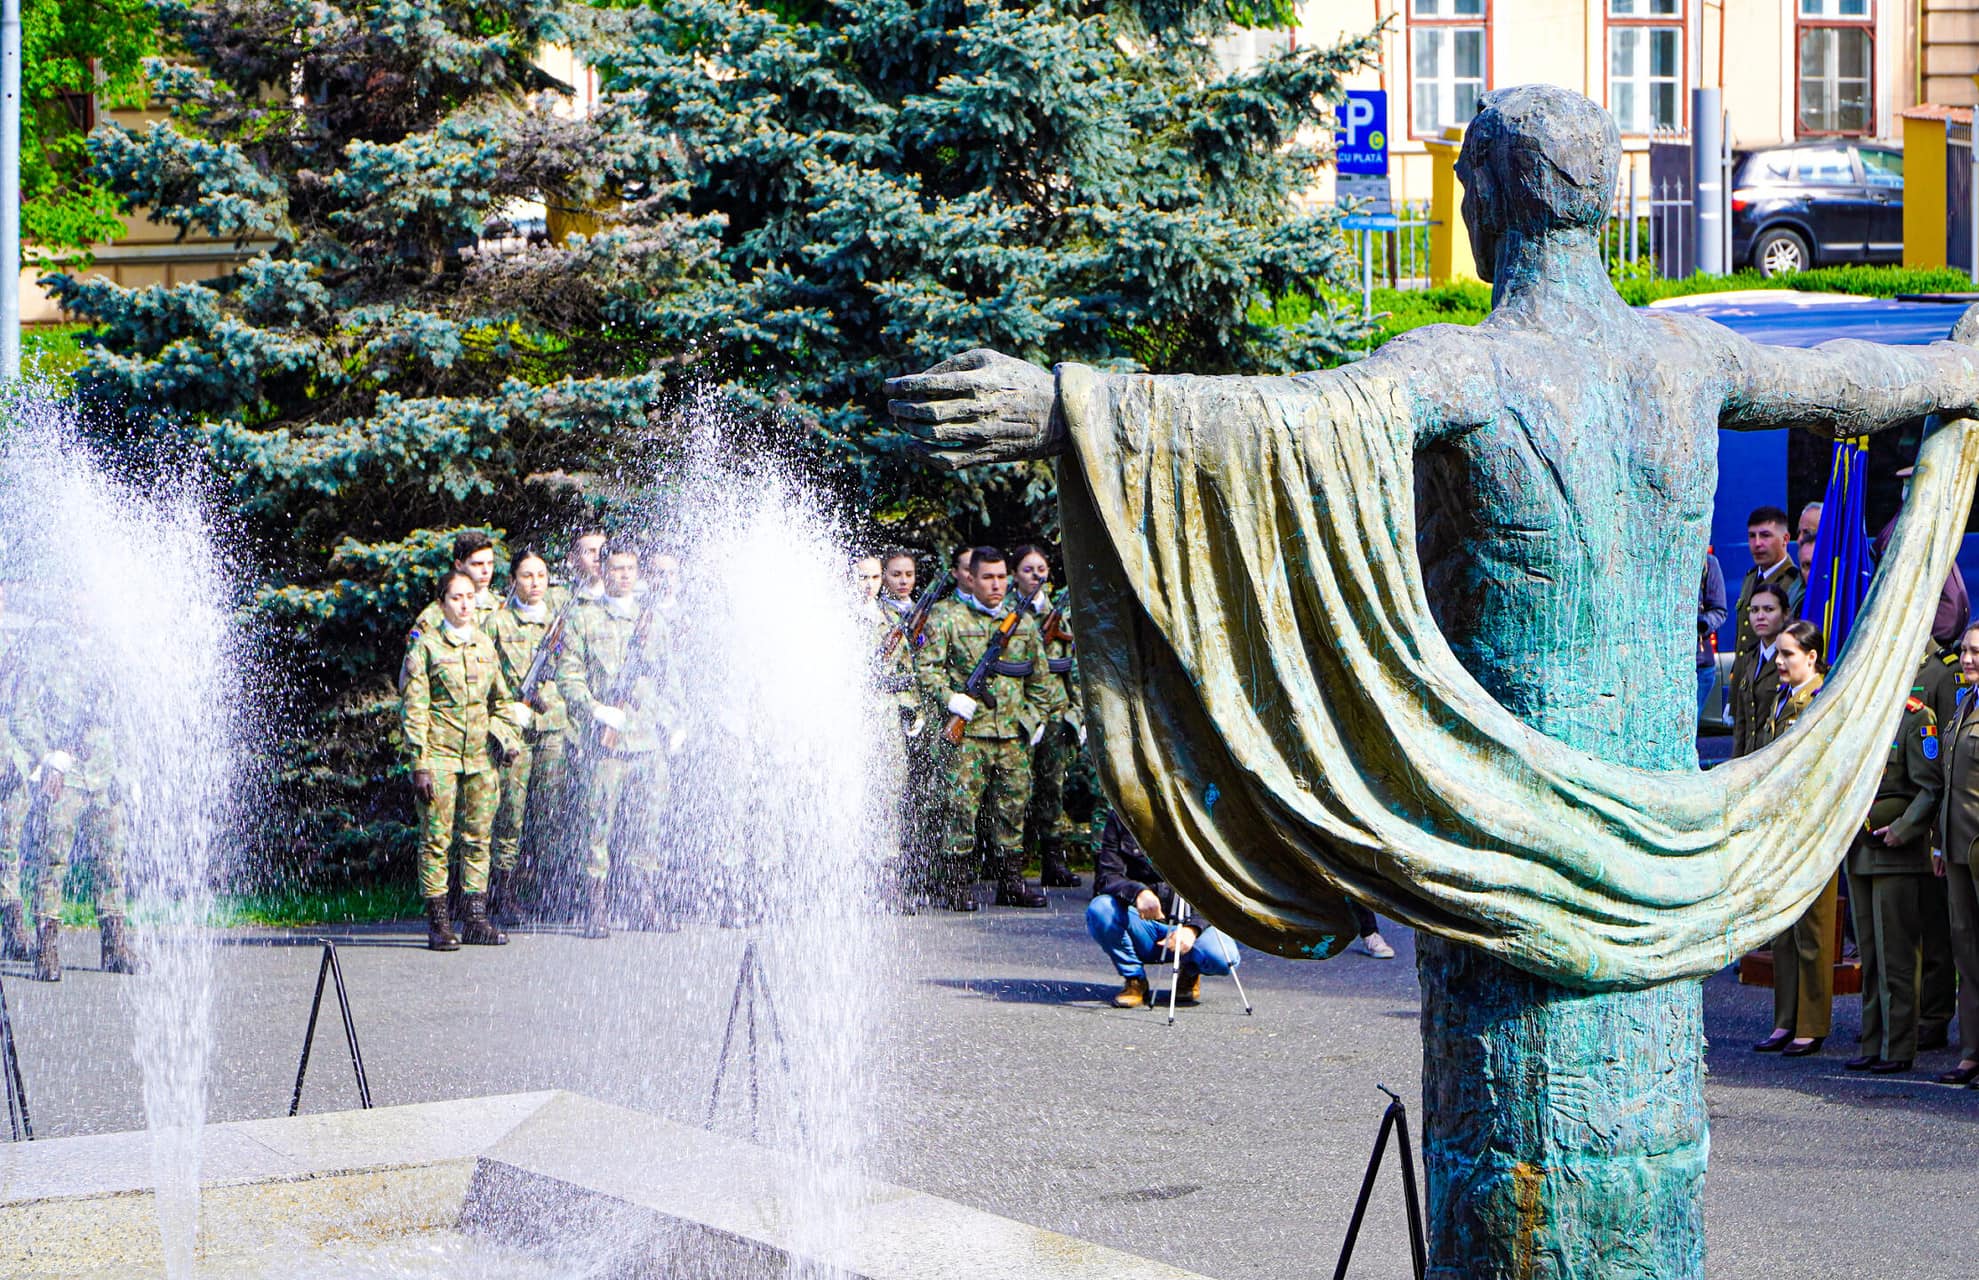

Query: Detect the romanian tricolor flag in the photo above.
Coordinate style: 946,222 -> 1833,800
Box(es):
1800,436 -> 1872,659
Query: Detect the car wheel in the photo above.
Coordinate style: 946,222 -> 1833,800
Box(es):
1753,228 -> 1810,277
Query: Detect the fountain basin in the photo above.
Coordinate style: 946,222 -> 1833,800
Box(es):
0,1092 -> 1211,1279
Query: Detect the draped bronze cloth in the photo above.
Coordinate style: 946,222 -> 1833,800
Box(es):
1057,364 -> 1979,991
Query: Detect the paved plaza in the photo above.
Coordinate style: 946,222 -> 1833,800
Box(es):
2,896 -> 1974,1279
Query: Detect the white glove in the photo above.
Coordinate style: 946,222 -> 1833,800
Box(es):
592,705 -> 628,732
509,703 -> 534,731
668,727 -> 688,756
1033,590 -> 1051,612
1030,723 -> 1046,746
947,693 -> 978,721
40,751 -> 75,775
1072,720 -> 1088,747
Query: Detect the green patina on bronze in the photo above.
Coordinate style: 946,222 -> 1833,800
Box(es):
889,84 -> 1979,1279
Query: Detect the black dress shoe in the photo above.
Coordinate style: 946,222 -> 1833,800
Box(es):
1932,1063 -> 1979,1085
1753,1031 -> 1794,1053
1869,1058 -> 1913,1075
1782,1037 -> 1825,1057
1845,1054 -> 1883,1071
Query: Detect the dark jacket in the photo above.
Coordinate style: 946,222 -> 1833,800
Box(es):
1733,561 -> 1804,654
1698,554 -> 1728,671
1095,813 -> 1211,937
1729,644 -> 1782,757
1847,695 -> 1942,876
1940,687 -> 1979,868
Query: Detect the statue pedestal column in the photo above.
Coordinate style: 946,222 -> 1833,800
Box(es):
1418,935 -> 1707,1279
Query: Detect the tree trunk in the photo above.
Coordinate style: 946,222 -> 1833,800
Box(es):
1418,934 -> 1708,1279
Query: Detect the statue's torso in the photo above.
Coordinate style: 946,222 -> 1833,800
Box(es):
1414,324 -> 1717,770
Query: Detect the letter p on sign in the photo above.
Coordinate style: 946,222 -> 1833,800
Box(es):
1334,89 -> 1389,177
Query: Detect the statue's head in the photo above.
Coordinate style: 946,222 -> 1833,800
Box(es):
1455,85 -> 1620,281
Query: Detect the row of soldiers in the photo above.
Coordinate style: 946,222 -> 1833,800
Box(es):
858,543 -> 1090,912
398,530 -> 683,950
1722,504 -> 1978,1078
0,581 -> 141,981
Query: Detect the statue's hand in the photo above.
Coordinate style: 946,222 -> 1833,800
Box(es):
885,349 -> 1065,470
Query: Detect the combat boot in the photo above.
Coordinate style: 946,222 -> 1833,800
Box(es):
32,917 -> 60,982
994,879 -> 1048,909
486,871 -> 522,929
1174,960 -> 1202,1007
582,878 -> 610,940
0,900 -> 30,961
424,895 -> 460,952
1039,842 -> 1081,889
1112,975 -> 1151,1008
99,913 -> 143,975
458,893 -> 508,946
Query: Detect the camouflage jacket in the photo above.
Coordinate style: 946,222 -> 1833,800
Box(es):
1023,587 -> 1082,729
556,595 -> 678,755
8,627 -> 119,793
485,602 -> 571,736
399,589 -> 501,691
914,596 -> 1060,740
401,624 -> 526,775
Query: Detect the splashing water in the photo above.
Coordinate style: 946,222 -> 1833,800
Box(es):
1,386 -> 242,1276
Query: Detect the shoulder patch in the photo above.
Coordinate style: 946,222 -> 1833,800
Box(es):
1906,695 -> 1925,713
1925,725 -> 1941,760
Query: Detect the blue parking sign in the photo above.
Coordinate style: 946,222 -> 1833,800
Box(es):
1335,90 -> 1389,176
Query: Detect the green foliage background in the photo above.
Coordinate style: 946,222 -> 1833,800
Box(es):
57,0 -> 1380,886
22,0 -> 159,256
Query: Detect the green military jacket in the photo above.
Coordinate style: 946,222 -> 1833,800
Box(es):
1025,587 -> 1082,731
1848,694 -> 1942,876
914,595 -> 1059,741
399,588 -> 501,691
0,626 -> 28,789
1727,644 -> 1781,757
485,602 -> 570,736
867,600 -> 919,715
556,594 -> 676,755
401,623 -> 522,775
10,628 -> 119,794
1940,686 -> 1979,867
1913,646 -> 1961,732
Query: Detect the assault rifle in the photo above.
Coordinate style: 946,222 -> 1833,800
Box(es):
595,594 -> 664,752
1035,596 -> 1072,648
517,593 -> 577,705
880,572 -> 951,660
939,600 -> 1029,746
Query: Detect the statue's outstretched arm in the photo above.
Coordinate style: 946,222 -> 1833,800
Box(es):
886,328 -> 1499,470
1709,303 -> 1979,435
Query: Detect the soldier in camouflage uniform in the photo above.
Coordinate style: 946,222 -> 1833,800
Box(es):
485,550 -> 572,927
400,531 -> 502,692
915,547 -> 1059,910
401,569 -> 530,951
0,581 -> 35,960
557,544 -> 677,939
1011,545 -> 1086,889
9,607 -> 138,981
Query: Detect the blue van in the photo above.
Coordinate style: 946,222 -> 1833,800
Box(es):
1664,289 -> 1979,732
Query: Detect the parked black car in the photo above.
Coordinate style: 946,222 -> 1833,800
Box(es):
1729,142 -> 1903,276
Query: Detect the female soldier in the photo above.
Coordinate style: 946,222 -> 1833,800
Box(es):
1727,581 -> 1791,758
1935,622 -> 1979,1087
486,550 -> 570,927
1752,620 -> 1835,1056
402,569 -> 529,950
1012,545 -> 1082,889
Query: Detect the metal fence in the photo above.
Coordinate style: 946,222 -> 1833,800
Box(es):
1950,119 -> 1973,275
1339,201 -> 1438,291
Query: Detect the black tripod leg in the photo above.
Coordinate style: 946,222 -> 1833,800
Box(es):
750,955 -> 807,1143
325,944 -> 372,1109
1393,1102 -> 1428,1280
288,944 -> 334,1117
1331,1105 -> 1399,1280
704,941 -> 755,1128
0,975 -> 29,1140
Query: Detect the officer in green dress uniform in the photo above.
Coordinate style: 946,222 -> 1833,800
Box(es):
485,550 -> 572,926
1911,643 -> 1963,1050
1726,581 -> 1791,757
1843,692 -> 1943,1074
914,547 -> 1059,910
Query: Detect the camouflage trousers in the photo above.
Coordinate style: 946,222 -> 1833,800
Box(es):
581,750 -> 670,881
942,736 -> 1033,888
0,779 -> 24,907
23,782 -> 127,920
1023,721 -> 1083,860
493,730 -> 569,874
415,766 -> 499,898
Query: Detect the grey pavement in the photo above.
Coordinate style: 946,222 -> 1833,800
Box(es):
2,895 -> 1974,1279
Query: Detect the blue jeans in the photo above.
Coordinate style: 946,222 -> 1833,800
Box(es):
1696,665 -> 1716,720
1086,894 -> 1240,979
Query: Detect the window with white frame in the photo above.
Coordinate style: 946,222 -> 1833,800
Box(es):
1607,0 -> 1682,133
1410,0 -> 1486,137
1797,0 -> 1872,135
